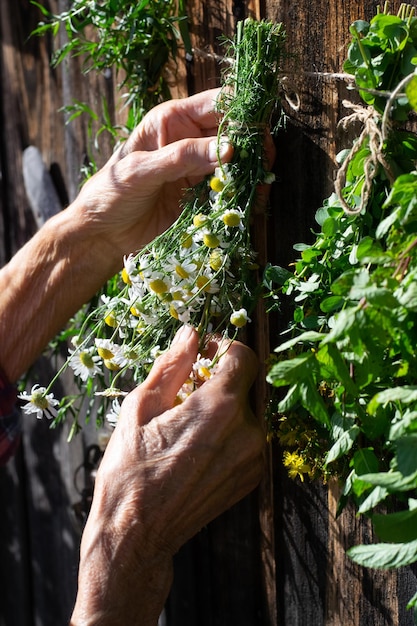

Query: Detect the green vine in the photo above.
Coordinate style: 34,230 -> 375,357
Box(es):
266,4 -> 417,611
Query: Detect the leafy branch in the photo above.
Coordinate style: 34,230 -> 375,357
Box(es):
266,4 -> 417,607
31,0 -> 190,161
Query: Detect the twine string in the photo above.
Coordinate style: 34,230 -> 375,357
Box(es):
334,101 -> 395,216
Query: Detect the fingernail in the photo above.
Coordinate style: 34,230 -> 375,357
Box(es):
171,324 -> 194,347
209,137 -> 231,163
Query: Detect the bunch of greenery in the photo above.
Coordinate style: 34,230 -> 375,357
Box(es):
266,3 -> 417,610
21,19 -> 285,436
31,0 -> 190,159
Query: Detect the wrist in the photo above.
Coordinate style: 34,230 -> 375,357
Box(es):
58,200 -> 125,279
71,514 -> 173,626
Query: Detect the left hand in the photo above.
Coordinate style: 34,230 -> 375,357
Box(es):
71,89 -> 233,263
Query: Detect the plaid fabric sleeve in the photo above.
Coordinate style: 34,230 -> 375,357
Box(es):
0,367 -> 21,465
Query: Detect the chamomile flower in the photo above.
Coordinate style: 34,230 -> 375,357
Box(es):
95,388 -> 128,398
169,299 -> 192,323
122,253 -> 138,285
18,385 -> 59,420
175,378 -> 195,404
71,335 -> 83,348
106,398 -> 122,427
230,308 -> 251,327
166,255 -> 198,281
193,356 -> 219,381
209,164 -> 233,196
221,208 -> 245,230
144,271 -> 171,295
68,348 -> 102,382
95,338 -> 118,360
112,344 -> 140,367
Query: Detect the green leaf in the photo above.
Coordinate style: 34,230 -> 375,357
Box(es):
263,263 -> 292,287
406,75 -> 417,112
321,308 -> 357,345
396,435 -> 417,476
277,384 -> 300,413
349,286 -> 399,309
266,353 -> 315,387
301,247 -> 321,263
368,386 -> 417,415
320,295 -> 344,313
357,486 -> 389,514
357,470 -> 417,492
356,236 -> 384,261
373,14 -> 408,51
326,425 -> 360,464
373,508 -> 417,543
406,590 -> 417,610
298,377 -> 331,426
30,0 -> 52,18
348,539 -> 417,569
318,343 -> 358,395
383,172 -> 417,211
274,331 -> 325,353
352,447 -> 380,475
350,20 -> 369,36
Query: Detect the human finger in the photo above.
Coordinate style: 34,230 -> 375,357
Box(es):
116,88 -> 222,159
120,325 -> 199,425
207,337 -> 259,394
111,135 -> 234,192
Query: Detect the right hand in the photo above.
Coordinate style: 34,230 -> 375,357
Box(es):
72,325 -> 264,625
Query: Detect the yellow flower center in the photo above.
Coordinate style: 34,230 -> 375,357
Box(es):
222,211 -> 241,227
196,275 -> 211,291
199,366 -> 212,379
230,311 -> 248,327
104,359 -> 120,371
169,303 -> 179,319
209,250 -> 223,271
130,305 -> 142,317
148,278 -> 168,294
32,390 -> 48,410
181,233 -> 193,248
175,264 -> 189,279
203,233 -> 220,248
121,268 -> 131,284
193,213 -> 208,228
210,176 -> 225,193
104,313 -> 117,328
79,352 -> 95,368
97,347 -> 114,360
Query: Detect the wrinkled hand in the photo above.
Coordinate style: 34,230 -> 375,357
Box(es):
72,88 -> 232,262
71,325 -> 264,625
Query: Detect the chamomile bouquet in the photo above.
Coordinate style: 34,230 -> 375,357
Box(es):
20,18 -> 285,433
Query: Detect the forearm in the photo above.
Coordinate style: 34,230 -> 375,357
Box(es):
0,204 -> 121,383
71,552 -> 172,626
70,491 -> 173,626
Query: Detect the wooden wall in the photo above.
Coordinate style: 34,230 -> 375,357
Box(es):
0,0 -> 416,625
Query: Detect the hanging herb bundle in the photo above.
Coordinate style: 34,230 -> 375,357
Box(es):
31,0 -> 191,152
266,3 -> 417,604
20,19 -> 285,432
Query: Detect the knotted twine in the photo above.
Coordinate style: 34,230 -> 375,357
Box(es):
335,100 -> 395,216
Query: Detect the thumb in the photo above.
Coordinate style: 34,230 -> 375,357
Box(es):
122,325 -> 199,425
123,136 -> 233,185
